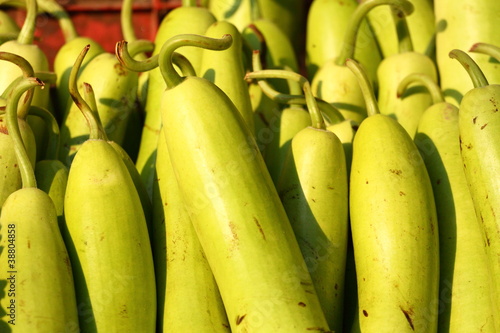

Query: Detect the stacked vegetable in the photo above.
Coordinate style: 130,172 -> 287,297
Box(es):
0,0 -> 499,332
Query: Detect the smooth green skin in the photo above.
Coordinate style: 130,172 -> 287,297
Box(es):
435,0 -> 500,106
363,0 -> 435,58
415,102 -> 496,332
458,85 -> 500,330
263,105 -> 311,185
63,139 -> 156,332
0,188 -> 79,332
306,0 -> 381,83
326,119 -> 358,176
0,10 -> 20,35
312,62 -> 367,124
0,116 -> 36,209
162,76 -> 330,332
349,114 -> 439,333
200,21 -> 255,134
108,140 -> 153,241
134,6 -> 216,200
34,159 -> 68,231
58,52 -> 138,166
53,37 -> 105,120
377,52 -> 437,138
277,126 -> 348,333
154,128 -> 230,332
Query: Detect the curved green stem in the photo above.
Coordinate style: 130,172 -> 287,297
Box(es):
82,82 -> 108,141
397,73 -> 443,104
392,5 -> 413,53
469,42 -> 500,63
17,0 -> 36,45
0,51 -> 34,117
69,44 -> 102,140
255,74 -> 345,124
5,77 -> 44,188
120,0 -> 136,42
127,39 -> 155,58
449,49 -> 489,88
115,40 -> 196,76
345,58 -> 380,117
158,34 -> 233,89
38,0 -> 78,42
116,40 -> 159,72
27,105 -> 59,160
245,69 -> 326,129
336,0 -> 414,66
35,71 -> 57,85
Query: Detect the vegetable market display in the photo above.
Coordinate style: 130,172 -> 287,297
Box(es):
0,0 -> 499,332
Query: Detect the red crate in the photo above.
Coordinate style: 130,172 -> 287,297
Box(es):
4,0 -> 183,69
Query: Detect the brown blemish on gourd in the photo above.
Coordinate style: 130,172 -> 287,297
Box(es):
253,217 -> 266,240
390,169 -> 402,176
0,124 -> 7,134
399,191 -> 406,196
119,304 -> 128,318
298,302 -> 306,307
27,240 -> 30,249
400,306 -> 415,330
114,63 -> 128,76
305,327 -> 330,331
481,123 -> 488,130
236,314 -> 246,325
473,116 -> 477,124
363,310 -> 368,317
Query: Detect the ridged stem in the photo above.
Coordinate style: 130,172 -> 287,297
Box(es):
68,45 -> 102,140
245,69 -> 326,129
158,34 -> 232,89
17,0 -> 36,44
397,73 -> 444,104
345,58 -> 380,117
449,49 -> 489,89
5,77 -> 44,188
469,42 -> 500,63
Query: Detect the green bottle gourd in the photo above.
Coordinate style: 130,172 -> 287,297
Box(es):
0,0 -> 51,162
58,42 -> 139,166
311,0 -> 412,124
449,49 -> 500,331
37,0 -> 105,120
347,58 -> 439,333
154,126 -> 231,332
29,105 -> 69,232
376,3 -> 437,139
199,20 -> 255,133
62,45 -> 156,332
247,68 -> 349,333
435,0 -> 500,106
128,3 -> 216,200
0,76 -> 79,333
361,0 -> 435,59
305,0 -> 381,82
0,51 -> 37,209
158,33 -> 331,332
398,72 -> 496,332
